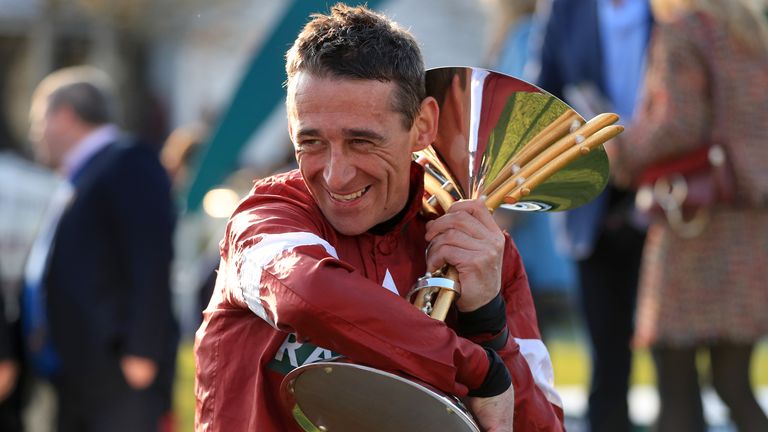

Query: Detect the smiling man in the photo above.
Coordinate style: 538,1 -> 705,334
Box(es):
194,3 -> 564,431
288,74 -> 422,236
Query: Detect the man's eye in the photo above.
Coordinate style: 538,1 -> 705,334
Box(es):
297,140 -> 322,151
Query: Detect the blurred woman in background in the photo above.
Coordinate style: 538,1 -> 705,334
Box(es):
609,0 -> 768,430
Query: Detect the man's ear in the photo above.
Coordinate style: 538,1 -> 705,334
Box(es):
46,104 -> 66,121
411,96 -> 439,152
52,105 -> 86,132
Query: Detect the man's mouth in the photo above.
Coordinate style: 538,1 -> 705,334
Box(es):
329,186 -> 369,202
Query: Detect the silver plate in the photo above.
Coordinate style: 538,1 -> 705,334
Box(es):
282,361 -> 480,432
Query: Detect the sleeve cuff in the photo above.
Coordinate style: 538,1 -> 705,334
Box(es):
457,292 -> 507,336
467,348 -> 512,398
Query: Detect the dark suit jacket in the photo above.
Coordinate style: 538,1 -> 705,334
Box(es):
537,0 -> 606,103
44,138 -> 177,402
536,0 -> 653,256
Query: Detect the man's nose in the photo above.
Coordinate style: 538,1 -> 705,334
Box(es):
323,146 -> 355,190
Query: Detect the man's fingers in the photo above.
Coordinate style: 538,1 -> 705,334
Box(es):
446,198 -> 499,231
428,228 -> 485,252
426,235 -> 502,274
426,208 -> 503,244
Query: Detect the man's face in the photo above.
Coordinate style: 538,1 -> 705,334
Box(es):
288,72 -> 432,236
29,102 -> 70,170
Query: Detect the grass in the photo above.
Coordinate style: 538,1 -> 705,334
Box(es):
174,340 -> 196,432
173,337 -> 768,430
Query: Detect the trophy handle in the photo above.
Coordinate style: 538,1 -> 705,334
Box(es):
430,267 -> 460,321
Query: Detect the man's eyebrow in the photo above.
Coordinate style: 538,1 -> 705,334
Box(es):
293,128 -> 385,141
294,128 -> 320,138
342,128 -> 384,141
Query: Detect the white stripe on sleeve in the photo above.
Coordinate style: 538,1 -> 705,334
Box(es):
239,232 -> 338,328
514,338 -> 563,408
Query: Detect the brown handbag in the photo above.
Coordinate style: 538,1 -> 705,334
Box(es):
635,144 -> 735,237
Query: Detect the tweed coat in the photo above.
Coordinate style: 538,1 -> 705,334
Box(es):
613,11 -> 768,347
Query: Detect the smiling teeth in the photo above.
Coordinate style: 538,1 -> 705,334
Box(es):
330,188 -> 366,201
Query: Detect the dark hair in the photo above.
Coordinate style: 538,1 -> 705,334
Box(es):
47,81 -> 114,125
285,3 -> 425,128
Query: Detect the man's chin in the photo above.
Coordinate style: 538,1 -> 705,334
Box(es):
328,218 -> 370,236
319,202 -> 375,236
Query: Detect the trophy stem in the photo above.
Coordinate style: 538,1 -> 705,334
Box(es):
430,267 -> 461,321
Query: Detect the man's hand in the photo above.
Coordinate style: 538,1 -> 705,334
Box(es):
120,355 -> 157,390
0,360 -> 18,402
425,199 -> 505,312
468,383 -> 515,431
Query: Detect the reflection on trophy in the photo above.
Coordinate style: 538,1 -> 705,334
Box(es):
281,67 -> 623,432
413,67 -> 621,321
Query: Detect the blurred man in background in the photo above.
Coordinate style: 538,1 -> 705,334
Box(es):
536,0 -> 652,431
24,66 -> 178,432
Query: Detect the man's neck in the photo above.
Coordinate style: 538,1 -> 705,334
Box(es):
368,194 -> 412,235
61,123 -> 120,179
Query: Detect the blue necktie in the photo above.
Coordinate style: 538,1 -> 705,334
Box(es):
22,180 -> 74,377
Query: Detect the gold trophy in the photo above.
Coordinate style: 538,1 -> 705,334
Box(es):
281,67 -> 622,432
412,67 -> 620,321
